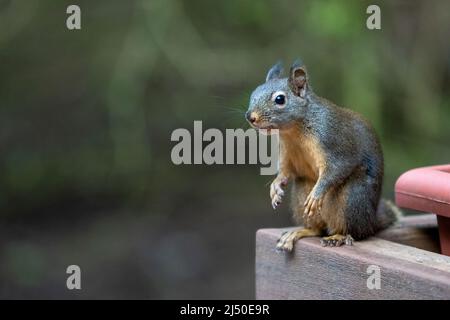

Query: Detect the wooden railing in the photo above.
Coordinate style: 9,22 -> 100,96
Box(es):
255,215 -> 450,299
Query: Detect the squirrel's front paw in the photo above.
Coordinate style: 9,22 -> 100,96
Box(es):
304,192 -> 324,217
270,177 -> 288,209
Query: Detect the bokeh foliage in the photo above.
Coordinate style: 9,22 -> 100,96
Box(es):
0,0 -> 449,298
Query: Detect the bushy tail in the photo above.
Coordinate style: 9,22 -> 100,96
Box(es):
377,199 -> 403,230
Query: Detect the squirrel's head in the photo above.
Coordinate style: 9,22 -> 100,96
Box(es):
246,60 -> 310,131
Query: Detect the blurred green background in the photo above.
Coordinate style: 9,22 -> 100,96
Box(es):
0,0 -> 449,299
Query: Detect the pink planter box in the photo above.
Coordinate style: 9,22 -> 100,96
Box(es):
395,164 -> 450,256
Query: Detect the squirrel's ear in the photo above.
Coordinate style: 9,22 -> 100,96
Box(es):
265,61 -> 283,82
288,60 -> 308,98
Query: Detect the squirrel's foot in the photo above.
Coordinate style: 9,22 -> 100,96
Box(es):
276,228 -> 320,252
320,234 -> 354,247
304,193 -> 324,217
270,177 -> 288,209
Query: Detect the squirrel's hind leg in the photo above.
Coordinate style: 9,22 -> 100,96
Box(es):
276,228 -> 321,252
320,234 -> 354,247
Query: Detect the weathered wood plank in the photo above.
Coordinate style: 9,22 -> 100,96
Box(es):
255,216 -> 450,300
393,214 -> 437,228
377,214 -> 440,253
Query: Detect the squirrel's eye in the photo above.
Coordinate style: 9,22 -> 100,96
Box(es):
274,94 -> 285,105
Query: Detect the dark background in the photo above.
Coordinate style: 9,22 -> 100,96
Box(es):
0,0 -> 449,299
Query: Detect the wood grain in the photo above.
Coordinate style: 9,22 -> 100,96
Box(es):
377,214 -> 440,253
255,215 -> 450,299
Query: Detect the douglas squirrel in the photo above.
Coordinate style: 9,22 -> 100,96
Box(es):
246,60 -> 400,251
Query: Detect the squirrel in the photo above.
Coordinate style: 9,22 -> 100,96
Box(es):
245,60 -> 400,251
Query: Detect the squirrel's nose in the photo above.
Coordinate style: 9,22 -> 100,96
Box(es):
246,111 -> 258,124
